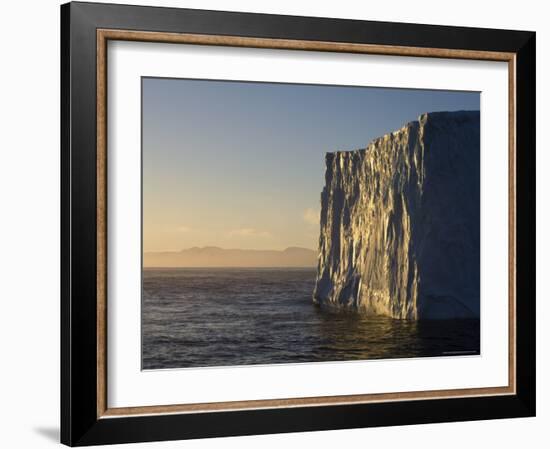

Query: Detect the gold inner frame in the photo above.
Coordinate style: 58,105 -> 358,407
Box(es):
96,28 -> 517,418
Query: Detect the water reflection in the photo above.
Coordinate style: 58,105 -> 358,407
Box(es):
313,309 -> 478,361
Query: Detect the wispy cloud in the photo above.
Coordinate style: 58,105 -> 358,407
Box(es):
302,208 -> 320,226
228,228 -> 272,238
176,226 -> 192,233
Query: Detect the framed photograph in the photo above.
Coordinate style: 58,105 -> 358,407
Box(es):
61,1 -> 536,446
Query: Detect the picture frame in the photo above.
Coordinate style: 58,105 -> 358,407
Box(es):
60,1 -> 536,446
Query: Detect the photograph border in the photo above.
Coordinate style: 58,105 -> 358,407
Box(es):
101,29 -> 510,413
61,2 -> 535,446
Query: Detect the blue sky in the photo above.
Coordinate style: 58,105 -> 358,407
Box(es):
142,77 -> 479,252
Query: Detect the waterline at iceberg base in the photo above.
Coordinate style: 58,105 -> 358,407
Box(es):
313,111 -> 480,320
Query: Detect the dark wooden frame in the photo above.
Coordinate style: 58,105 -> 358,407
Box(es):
61,1 -> 536,446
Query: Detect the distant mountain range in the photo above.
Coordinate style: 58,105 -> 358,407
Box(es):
144,246 -> 317,268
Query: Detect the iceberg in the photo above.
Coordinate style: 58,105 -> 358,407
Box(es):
313,111 -> 480,319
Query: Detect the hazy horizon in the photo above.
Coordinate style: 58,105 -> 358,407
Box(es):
145,245 -> 316,252
143,78 -> 479,254
143,245 -> 317,268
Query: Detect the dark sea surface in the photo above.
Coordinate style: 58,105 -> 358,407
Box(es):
142,268 -> 480,369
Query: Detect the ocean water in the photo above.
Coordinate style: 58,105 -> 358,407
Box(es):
142,268 -> 480,370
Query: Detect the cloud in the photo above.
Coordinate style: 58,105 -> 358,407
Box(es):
303,208 -> 320,225
228,228 -> 272,238
176,226 -> 192,233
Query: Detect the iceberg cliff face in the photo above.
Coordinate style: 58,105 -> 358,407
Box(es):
313,111 -> 480,319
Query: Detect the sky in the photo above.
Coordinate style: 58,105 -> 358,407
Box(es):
142,77 -> 479,252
